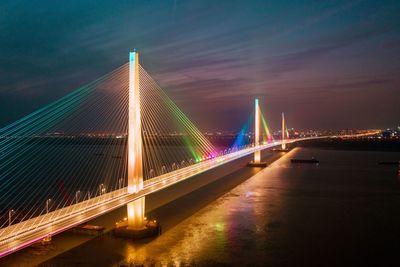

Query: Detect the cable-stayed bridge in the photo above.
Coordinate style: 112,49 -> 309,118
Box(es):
0,51 -> 374,257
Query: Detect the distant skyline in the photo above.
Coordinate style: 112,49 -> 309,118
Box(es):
0,0 -> 399,131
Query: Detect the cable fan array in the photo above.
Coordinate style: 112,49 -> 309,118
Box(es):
0,64 -> 129,228
139,65 -> 216,179
0,62 -> 216,228
231,107 -> 273,151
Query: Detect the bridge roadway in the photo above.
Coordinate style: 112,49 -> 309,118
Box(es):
0,137 -> 327,257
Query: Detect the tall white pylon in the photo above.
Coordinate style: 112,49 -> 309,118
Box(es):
254,98 -> 261,163
127,50 -> 145,229
281,112 -> 286,150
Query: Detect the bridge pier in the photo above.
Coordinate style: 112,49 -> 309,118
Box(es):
127,198 -> 145,229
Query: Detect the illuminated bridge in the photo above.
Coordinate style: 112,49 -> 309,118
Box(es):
0,51 -> 374,257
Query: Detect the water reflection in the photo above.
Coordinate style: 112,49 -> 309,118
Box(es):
116,151 -> 296,266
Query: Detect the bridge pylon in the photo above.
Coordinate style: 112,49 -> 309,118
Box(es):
272,112 -> 289,152
272,112 -> 290,153
127,50 -> 145,229
254,98 -> 261,163
248,98 -> 267,167
115,50 -> 159,238
281,112 -> 286,150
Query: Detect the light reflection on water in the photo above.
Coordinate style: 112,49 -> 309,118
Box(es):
121,197 -> 231,265
115,152 -> 292,266
115,148 -> 400,266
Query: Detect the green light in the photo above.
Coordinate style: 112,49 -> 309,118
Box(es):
215,222 -> 224,232
260,110 -> 272,141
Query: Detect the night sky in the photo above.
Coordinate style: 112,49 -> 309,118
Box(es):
0,0 -> 399,131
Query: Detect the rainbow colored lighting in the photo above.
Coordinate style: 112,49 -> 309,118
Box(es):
231,115 -> 252,149
164,94 -> 214,162
260,110 -> 272,142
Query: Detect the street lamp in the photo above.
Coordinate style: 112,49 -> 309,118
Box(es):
99,184 -> 106,195
46,199 -> 52,214
8,209 -> 15,227
75,190 -> 81,204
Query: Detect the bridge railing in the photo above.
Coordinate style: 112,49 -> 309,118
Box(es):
0,188 -> 128,244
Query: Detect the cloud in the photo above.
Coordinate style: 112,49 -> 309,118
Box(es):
0,1 -> 400,130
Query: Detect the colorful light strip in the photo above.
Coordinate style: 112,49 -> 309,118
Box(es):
260,110 -> 272,142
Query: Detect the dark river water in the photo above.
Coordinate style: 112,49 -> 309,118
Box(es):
3,147 -> 400,266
